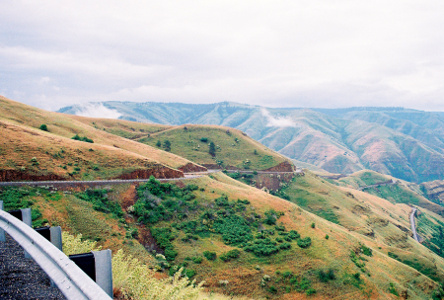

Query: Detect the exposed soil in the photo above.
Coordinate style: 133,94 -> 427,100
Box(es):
255,173 -> 294,191
0,169 -> 66,182
178,163 -> 207,173
115,166 -> 183,180
264,161 -> 295,172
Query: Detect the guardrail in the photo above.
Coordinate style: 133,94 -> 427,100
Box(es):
0,201 -> 112,300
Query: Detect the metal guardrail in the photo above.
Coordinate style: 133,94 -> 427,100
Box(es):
0,206 -> 112,300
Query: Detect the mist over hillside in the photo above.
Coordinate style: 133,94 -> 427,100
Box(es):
60,102 -> 444,183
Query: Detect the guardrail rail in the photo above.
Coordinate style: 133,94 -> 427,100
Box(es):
0,201 -> 112,300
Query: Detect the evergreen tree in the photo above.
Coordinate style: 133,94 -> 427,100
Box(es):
163,140 -> 171,152
209,141 -> 216,157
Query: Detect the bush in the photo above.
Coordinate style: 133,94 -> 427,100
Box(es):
318,269 -> 336,282
244,239 -> 279,256
39,124 -> 48,131
219,249 -> 240,262
72,134 -> 94,143
191,256 -> 203,264
279,242 -> 292,250
297,237 -> 312,248
200,137 -> 208,143
203,251 -> 217,261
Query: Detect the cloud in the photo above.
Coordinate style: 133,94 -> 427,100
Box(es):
1,1 -> 444,111
74,103 -> 122,119
261,108 -> 296,128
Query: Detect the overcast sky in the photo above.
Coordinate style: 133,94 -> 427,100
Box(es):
1,1 -> 444,111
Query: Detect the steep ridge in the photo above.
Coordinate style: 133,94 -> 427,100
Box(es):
60,101 -> 444,183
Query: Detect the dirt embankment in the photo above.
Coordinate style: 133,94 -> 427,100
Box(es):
256,173 -> 294,191
0,169 -> 66,182
115,166 -> 183,180
264,161 -> 295,172
178,163 -> 207,173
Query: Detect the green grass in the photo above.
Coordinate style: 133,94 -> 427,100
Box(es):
138,126 -> 286,170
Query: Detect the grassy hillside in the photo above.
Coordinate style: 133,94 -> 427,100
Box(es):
2,173 -> 444,299
335,170 -> 444,216
3,96 -> 444,299
0,96 -> 205,180
137,125 -> 290,170
60,101 -> 444,183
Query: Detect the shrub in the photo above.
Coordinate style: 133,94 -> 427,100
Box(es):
209,141 -> 216,157
72,134 -> 94,143
191,256 -> 203,264
200,137 -> 208,143
203,251 -> 217,261
360,244 -> 373,256
244,239 -> 279,256
311,222 -> 315,228
219,249 -> 240,262
318,269 -> 336,282
62,232 -> 102,256
279,242 -> 292,250
163,140 -> 171,151
297,237 -> 312,248
39,124 -> 48,131
156,140 -> 161,147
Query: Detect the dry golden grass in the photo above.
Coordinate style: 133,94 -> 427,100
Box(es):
0,96 -> 200,171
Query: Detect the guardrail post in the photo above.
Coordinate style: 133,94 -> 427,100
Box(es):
69,250 -> 113,297
93,250 -> 113,297
50,226 -> 63,252
0,201 -> 4,242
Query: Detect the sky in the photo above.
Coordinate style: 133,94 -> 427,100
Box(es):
1,1 -> 444,111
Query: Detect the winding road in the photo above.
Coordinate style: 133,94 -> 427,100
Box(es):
410,207 -> 420,242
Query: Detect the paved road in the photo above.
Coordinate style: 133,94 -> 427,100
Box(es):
0,170 -> 221,187
410,207 -> 420,242
0,234 -> 66,300
0,169 -> 303,188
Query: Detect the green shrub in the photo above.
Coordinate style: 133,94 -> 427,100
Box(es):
279,242 -> 292,250
39,124 -> 48,131
72,134 -> 94,143
360,244 -> 373,256
219,249 -> 240,262
244,239 -> 279,256
203,251 -> 217,261
318,269 -> 336,282
297,237 -> 312,248
191,256 -> 203,264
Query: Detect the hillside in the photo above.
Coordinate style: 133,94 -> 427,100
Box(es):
3,96 -> 444,299
3,171 -> 444,299
60,102 -> 444,183
0,96 -> 207,180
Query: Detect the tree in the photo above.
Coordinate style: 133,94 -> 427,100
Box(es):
209,142 -> 216,157
39,124 -> 48,131
156,140 -> 161,147
163,140 -> 171,152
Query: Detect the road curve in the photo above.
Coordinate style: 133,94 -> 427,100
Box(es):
410,207 -> 420,242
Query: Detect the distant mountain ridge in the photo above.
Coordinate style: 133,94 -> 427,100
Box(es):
60,102 -> 444,183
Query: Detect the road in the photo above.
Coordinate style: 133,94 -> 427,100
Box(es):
410,207 -> 420,242
0,169 -> 302,188
0,170 -> 221,188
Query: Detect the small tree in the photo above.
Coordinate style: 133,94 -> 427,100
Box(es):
39,124 -> 48,131
156,140 -> 161,147
209,142 -> 216,157
163,140 -> 171,152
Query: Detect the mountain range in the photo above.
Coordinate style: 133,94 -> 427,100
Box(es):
61,102 -> 444,183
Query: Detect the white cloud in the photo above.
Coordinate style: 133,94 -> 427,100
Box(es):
74,103 -> 122,119
261,108 -> 296,128
1,1 -> 444,111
